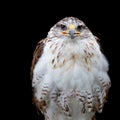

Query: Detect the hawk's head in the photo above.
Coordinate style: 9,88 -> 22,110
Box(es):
47,17 -> 93,41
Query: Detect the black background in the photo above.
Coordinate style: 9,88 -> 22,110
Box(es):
16,1 -> 119,120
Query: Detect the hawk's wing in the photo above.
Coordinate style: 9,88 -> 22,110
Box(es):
94,35 -> 111,107
31,38 -> 47,112
30,39 -> 46,79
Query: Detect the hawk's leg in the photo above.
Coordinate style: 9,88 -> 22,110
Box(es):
51,89 -> 71,117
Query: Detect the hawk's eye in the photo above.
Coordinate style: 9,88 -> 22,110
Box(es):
60,24 -> 67,30
77,25 -> 83,31
57,24 -> 67,30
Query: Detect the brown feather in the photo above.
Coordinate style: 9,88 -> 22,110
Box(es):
30,39 -> 46,79
92,115 -> 96,120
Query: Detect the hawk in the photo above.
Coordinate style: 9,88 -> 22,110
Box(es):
31,17 -> 111,120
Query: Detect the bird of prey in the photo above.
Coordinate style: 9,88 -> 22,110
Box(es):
31,17 -> 111,120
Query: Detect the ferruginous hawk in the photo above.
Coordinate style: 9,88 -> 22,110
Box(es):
31,17 -> 111,120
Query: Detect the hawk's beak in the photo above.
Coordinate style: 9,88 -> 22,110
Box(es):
62,24 -> 80,39
68,24 -> 76,39
69,29 -> 75,39
68,24 -> 80,39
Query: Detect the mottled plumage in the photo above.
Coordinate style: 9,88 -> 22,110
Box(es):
31,17 -> 111,120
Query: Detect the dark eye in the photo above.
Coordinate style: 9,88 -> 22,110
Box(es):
77,25 -> 83,31
57,24 -> 67,30
60,24 -> 67,30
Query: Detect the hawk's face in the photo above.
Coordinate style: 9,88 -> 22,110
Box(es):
47,17 -> 93,41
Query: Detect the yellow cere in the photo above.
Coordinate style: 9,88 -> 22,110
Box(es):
68,24 -> 76,29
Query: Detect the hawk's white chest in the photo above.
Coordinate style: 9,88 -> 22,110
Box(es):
33,38 -> 105,93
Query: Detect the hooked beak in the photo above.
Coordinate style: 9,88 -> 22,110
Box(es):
69,29 -> 75,39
